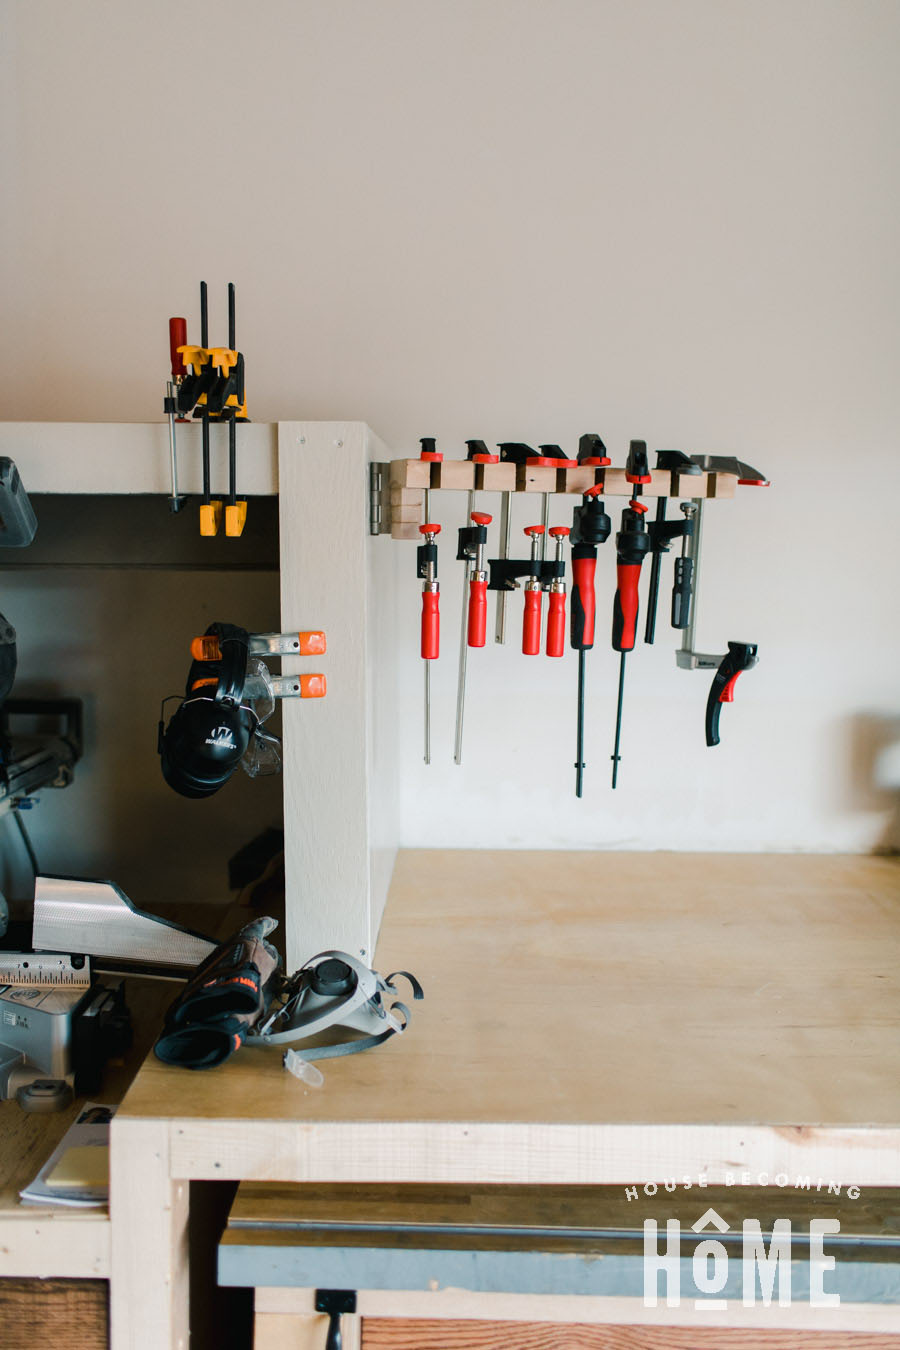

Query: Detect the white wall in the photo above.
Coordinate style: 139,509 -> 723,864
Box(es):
2,0 -> 898,853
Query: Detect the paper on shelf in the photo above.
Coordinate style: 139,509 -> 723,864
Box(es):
19,1102 -> 115,1207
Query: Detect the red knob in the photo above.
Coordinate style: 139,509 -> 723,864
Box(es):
467,577 -> 487,647
546,590 -> 566,657
549,526 -> 570,539
471,511 -> 492,526
524,525 -> 545,537
419,522 -> 441,535
169,317 -> 187,378
585,484 -> 605,499
523,589 -> 542,655
629,499 -> 649,515
421,591 -> 440,659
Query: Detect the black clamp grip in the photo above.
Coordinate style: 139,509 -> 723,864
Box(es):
671,556 -> 693,629
416,539 -> 438,579
706,641 -> 758,747
572,492 -> 611,547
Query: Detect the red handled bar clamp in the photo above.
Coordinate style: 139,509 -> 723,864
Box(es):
546,526 -> 570,657
417,524 -> 441,660
457,512 -> 492,648
522,525 -> 545,654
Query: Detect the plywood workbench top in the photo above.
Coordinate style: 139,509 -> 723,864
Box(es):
116,851 -> 900,1186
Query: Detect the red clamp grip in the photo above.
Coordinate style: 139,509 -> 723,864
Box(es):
546,591 -> 566,657
613,562 -> 641,652
471,511 -> 492,526
571,556 -> 596,649
467,577 -> 487,647
169,318 -> 187,379
720,670 -> 742,703
523,589 -> 542,655
419,523 -> 441,536
421,591 -> 440,659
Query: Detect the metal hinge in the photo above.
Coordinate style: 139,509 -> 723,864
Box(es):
368,461 -> 391,536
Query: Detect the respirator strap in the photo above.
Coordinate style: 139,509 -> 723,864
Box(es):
293,1001 -> 411,1062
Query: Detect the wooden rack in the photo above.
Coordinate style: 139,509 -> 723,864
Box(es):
384,458 -> 740,540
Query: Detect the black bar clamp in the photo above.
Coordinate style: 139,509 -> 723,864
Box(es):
315,1289 -> 357,1350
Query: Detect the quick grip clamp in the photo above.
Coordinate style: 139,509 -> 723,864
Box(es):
189,630 -> 327,701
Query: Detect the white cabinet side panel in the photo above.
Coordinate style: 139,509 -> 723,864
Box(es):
365,427 -> 399,945
278,422 -> 383,968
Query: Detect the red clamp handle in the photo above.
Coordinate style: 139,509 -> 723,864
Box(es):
421,591 -> 440,659
523,589 -> 542,655
571,556 -> 596,650
546,591 -> 566,657
524,525 -> 545,538
419,522 -> 441,536
169,317 -> 187,379
471,511 -> 493,526
467,577 -> 487,647
549,526 -> 570,540
613,562 -> 641,652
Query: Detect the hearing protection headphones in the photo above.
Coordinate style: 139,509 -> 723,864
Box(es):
158,622 -> 258,798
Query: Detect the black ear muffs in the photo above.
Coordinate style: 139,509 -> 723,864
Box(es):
158,623 -> 257,799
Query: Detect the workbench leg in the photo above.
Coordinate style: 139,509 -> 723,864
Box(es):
109,1119 -> 190,1350
255,1310 -> 362,1349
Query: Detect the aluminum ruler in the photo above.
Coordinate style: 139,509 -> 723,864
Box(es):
0,953 -> 91,989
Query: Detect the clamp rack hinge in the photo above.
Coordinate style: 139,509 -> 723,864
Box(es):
369,461 -> 391,536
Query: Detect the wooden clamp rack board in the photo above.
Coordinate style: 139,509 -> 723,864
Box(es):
386,458 -> 740,540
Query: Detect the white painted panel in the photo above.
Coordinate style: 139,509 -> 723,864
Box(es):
0,422 -> 277,495
278,422 -> 399,968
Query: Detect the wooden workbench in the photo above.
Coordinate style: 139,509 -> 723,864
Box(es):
109,851 -> 900,1349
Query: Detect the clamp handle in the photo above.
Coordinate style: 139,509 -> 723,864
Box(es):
570,553 -> 596,650
422,590 -> 440,659
706,641 -> 758,746
467,577 -> 487,647
671,556 -> 693,629
419,522 -> 441,536
169,318 -> 187,379
523,589 -> 542,655
546,591 -> 566,657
